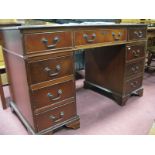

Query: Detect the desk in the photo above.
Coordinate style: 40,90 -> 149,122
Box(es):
1,24 -> 147,134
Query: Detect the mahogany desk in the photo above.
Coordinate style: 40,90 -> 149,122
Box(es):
1,24 -> 147,134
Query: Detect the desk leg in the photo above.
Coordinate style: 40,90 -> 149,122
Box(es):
0,76 -> 7,109
113,95 -> 129,106
113,88 -> 143,106
65,118 -> 80,129
131,88 -> 144,97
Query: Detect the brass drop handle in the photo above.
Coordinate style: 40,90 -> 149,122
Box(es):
130,81 -> 138,88
131,66 -> 139,72
49,111 -> 64,123
47,89 -> 63,101
132,49 -> 140,57
44,64 -> 61,77
83,33 -> 96,43
112,32 -> 122,41
42,36 -> 60,49
134,31 -> 143,38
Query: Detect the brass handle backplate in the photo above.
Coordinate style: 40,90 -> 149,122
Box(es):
134,31 -> 143,38
44,64 -> 61,77
130,81 -> 138,88
132,49 -> 140,57
47,89 -> 63,101
49,111 -> 64,123
131,66 -> 139,73
112,32 -> 122,41
42,36 -> 60,48
83,33 -> 96,43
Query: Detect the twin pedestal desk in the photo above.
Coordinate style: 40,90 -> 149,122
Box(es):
1,24 -> 147,134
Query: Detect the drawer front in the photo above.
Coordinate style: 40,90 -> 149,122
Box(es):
125,76 -> 143,94
103,29 -> 127,42
128,28 -> 147,41
24,31 -> 73,53
31,80 -> 75,110
125,60 -> 144,78
74,29 -> 127,46
28,55 -> 74,85
74,30 -> 103,46
126,44 -> 145,61
35,102 -> 76,132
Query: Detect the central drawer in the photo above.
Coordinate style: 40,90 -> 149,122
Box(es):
31,80 -> 75,110
24,31 -> 73,53
35,101 -> 76,132
27,54 -> 74,85
74,29 -> 127,46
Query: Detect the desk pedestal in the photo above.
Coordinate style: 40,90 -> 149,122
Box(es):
84,45 -> 145,105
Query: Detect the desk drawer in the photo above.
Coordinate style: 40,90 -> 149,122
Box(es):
24,31 -> 73,53
126,44 -> 145,61
31,80 -> 75,110
125,60 -> 144,78
125,76 -> 143,94
74,30 -> 103,46
35,101 -> 76,132
128,28 -> 147,41
103,29 -> 127,42
27,54 -> 74,85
